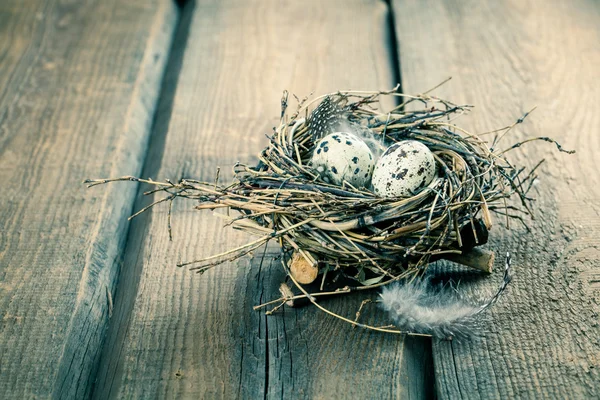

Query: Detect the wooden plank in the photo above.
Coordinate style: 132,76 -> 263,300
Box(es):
391,0 -> 600,398
95,0 -> 434,398
0,1 -> 177,398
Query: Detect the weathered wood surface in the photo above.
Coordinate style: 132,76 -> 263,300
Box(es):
4,0 -> 596,398
392,0 -> 600,398
94,0 -> 433,398
0,1 -> 177,398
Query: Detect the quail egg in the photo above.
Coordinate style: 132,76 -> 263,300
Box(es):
372,140 -> 436,197
311,132 -> 375,188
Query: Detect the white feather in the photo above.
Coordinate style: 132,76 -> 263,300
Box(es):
380,254 -> 513,340
380,279 -> 481,340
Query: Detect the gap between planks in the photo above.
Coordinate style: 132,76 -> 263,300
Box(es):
93,0 -> 436,399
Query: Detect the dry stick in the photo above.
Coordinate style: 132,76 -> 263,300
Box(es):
443,248 -> 495,273
214,167 -> 220,190
288,118 -> 305,148
353,299 -> 373,328
392,78 -> 455,112
499,179 -> 510,229
498,136 -> 576,155
178,218 -> 315,268
491,106 -> 537,150
423,76 -> 453,95
188,241 -> 266,274
127,194 -> 172,221
84,176 -> 172,188
289,251 -> 318,284
167,196 -> 174,241
255,288 -> 352,311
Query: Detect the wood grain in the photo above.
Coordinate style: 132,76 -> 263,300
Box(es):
94,0 -> 434,398
391,0 -> 600,397
0,1 -> 177,398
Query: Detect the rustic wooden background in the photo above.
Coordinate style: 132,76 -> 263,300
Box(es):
0,0 -> 598,399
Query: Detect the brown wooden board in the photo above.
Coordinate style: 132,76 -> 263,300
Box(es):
94,0 -> 434,398
391,0 -> 600,398
0,1 -> 177,398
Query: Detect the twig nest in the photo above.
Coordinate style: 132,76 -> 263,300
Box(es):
87,89 -> 572,286
372,140 -> 436,197
310,132 -> 375,187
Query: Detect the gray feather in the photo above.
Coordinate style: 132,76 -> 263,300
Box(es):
380,253 -> 512,340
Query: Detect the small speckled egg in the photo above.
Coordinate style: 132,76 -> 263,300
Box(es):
311,132 -> 375,188
372,140 -> 436,197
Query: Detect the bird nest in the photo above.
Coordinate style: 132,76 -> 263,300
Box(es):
86,86 -> 572,337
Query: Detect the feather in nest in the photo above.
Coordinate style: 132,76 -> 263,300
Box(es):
380,253 -> 512,340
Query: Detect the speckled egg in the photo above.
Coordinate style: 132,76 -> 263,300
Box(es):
311,132 -> 375,188
372,140 -> 436,197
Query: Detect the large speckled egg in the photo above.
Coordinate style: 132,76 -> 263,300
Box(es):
372,140 -> 436,197
311,132 -> 375,188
